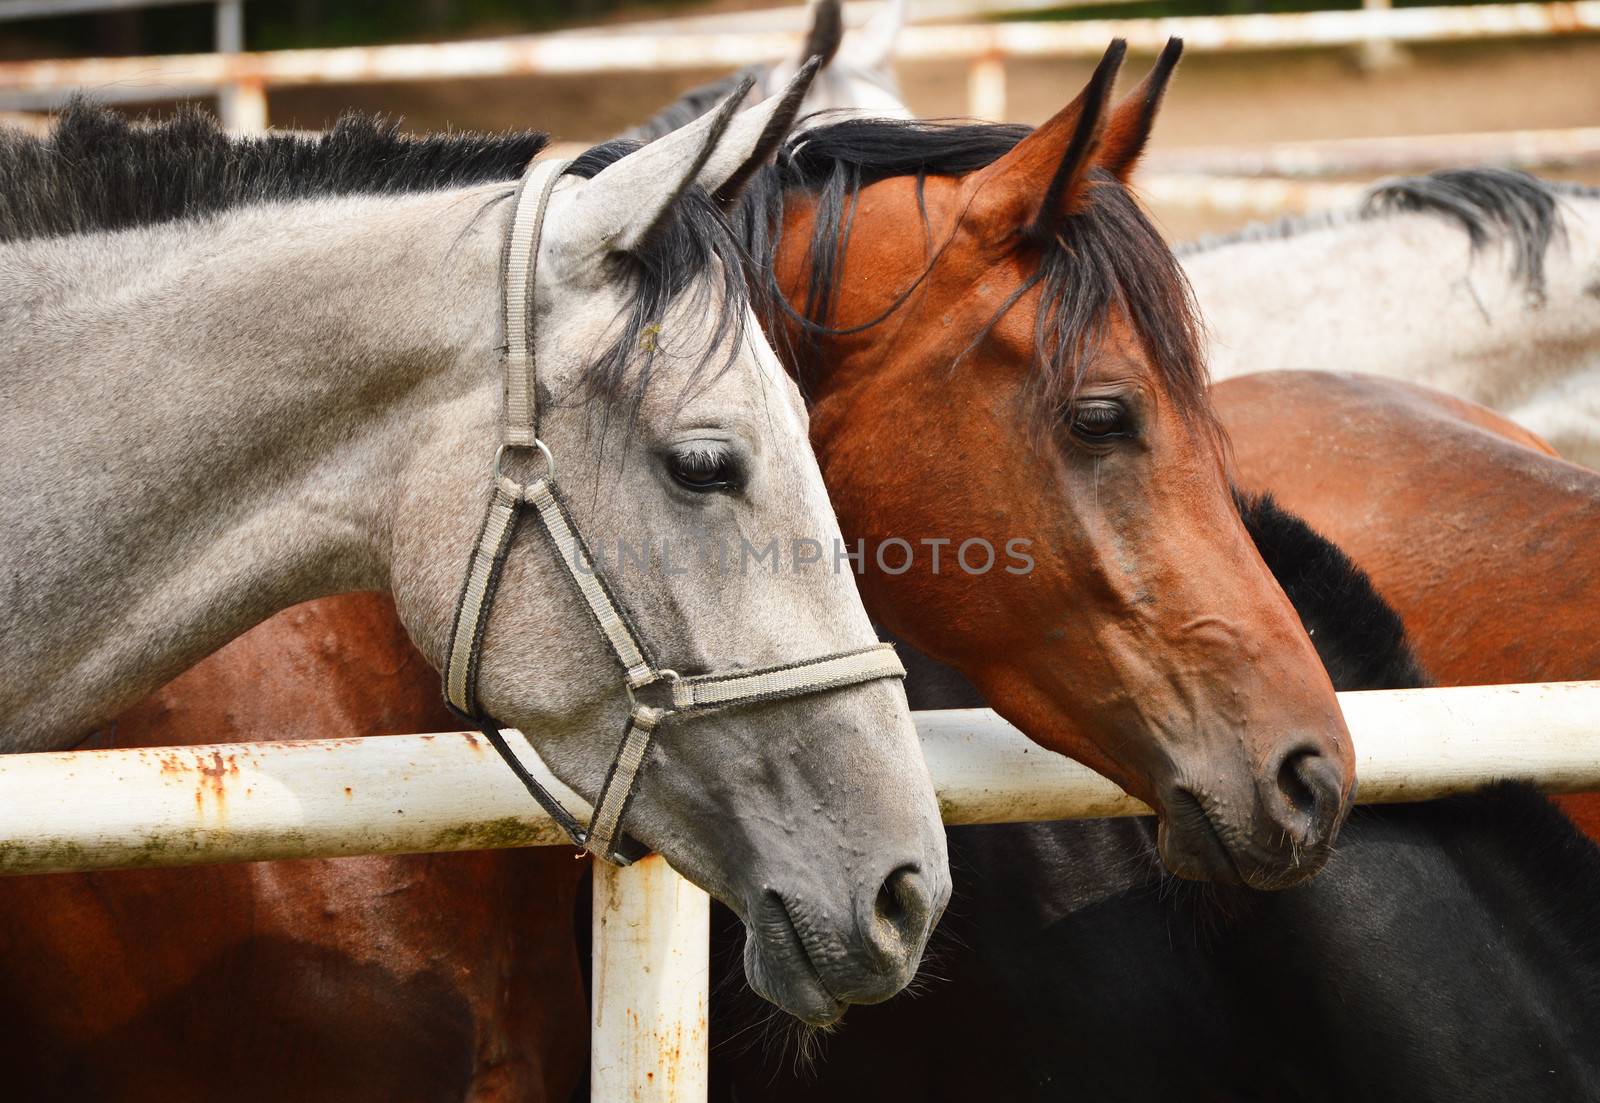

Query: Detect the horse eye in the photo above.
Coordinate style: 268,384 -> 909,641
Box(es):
1069,400 -> 1131,441
666,444 -> 737,492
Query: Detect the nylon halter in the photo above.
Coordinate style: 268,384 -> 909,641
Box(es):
442,158 -> 907,865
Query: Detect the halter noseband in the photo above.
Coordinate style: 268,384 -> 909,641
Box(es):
442,158 -> 906,865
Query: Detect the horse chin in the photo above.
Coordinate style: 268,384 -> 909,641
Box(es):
1156,812 -> 1247,887
1236,846 -> 1335,892
742,907 -> 848,1026
1155,808 -> 1334,890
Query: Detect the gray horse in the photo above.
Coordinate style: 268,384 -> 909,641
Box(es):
0,78 -> 948,1025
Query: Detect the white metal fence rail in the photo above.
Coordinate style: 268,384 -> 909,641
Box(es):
10,682 -> 1600,874
4,682 -> 1600,1100
2,1 -> 1599,129
6,0 -> 1599,214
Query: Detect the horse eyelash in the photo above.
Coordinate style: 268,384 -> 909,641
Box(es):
675,447 -> 724,472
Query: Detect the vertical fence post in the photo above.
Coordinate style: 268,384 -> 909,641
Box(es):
214,0 -> 265,132
1358,0 -> 1405,69
592,855 -> 710,1102
967,51 -> 1007,121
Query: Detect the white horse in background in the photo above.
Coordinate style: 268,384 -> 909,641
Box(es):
1180,171 -> 1600,468
628,0 -> 911,141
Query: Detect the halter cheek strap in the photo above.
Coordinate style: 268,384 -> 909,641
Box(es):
442,158 -> 906,865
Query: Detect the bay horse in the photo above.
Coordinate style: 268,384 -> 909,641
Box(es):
633,33 -> 1354,884
709,496 -> 1600,1102
0,83 -> 953,1025
0,47 -> 1359,1096
1181,169 -> 1600,468
0,594 -> 595,1102
734,41 -> 1354,885
636,29 -> 1597,718
1217,370 -> 1600,687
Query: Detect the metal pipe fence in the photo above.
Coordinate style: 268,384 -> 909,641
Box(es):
2,2 -> 1599,131
3,682 -> 1599,1100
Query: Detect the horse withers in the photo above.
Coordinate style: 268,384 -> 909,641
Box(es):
0,80 -> 949,1024
1216,370 -> 1600,689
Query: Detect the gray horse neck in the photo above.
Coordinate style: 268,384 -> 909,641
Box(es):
0,186 -> 507,749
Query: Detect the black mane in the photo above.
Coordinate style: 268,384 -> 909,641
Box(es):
734,116 -> 1211,425
1179,167 -> 1599,302
5,106 -> 1206,418
1235,491 -> 1430,692
0,103 -> 750,408
0,100 -> 548,244
1364,169 -> 1574,301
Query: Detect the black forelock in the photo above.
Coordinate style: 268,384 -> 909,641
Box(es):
561,138 -> 752,413
731,115 -> 1210,429
0,102 -> 750,411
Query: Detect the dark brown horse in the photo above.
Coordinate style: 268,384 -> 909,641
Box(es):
707,496 -> 1600,1102
0,51 -> 1356,1096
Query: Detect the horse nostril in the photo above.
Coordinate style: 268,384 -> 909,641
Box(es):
1278,749 -> 1320,818
876,868 -> 911,926
876,879 -> 904,926
1270,744 -> 1342,840
869,864 -> 932,961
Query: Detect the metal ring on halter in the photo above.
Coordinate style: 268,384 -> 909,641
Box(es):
626,669 -> 679,711
493,439 -> 555,484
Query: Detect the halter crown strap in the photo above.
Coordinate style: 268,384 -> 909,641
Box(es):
442,155 -> 907,866
501,158 -> 566,447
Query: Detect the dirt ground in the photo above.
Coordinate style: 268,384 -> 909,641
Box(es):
260,33 -> 1600,240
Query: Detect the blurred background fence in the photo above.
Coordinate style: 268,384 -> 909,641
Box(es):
3,0 -> 1598,236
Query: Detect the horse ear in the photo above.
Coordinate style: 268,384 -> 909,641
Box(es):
563,61 -> 818,256
711,55 -> 823,204
840,0 -> 907,72
968,40 -> 1126,240
798,0 -> 844,71
1097,38 -> 1182,182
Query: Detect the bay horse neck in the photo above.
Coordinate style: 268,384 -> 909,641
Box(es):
0,186 -> 512,749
